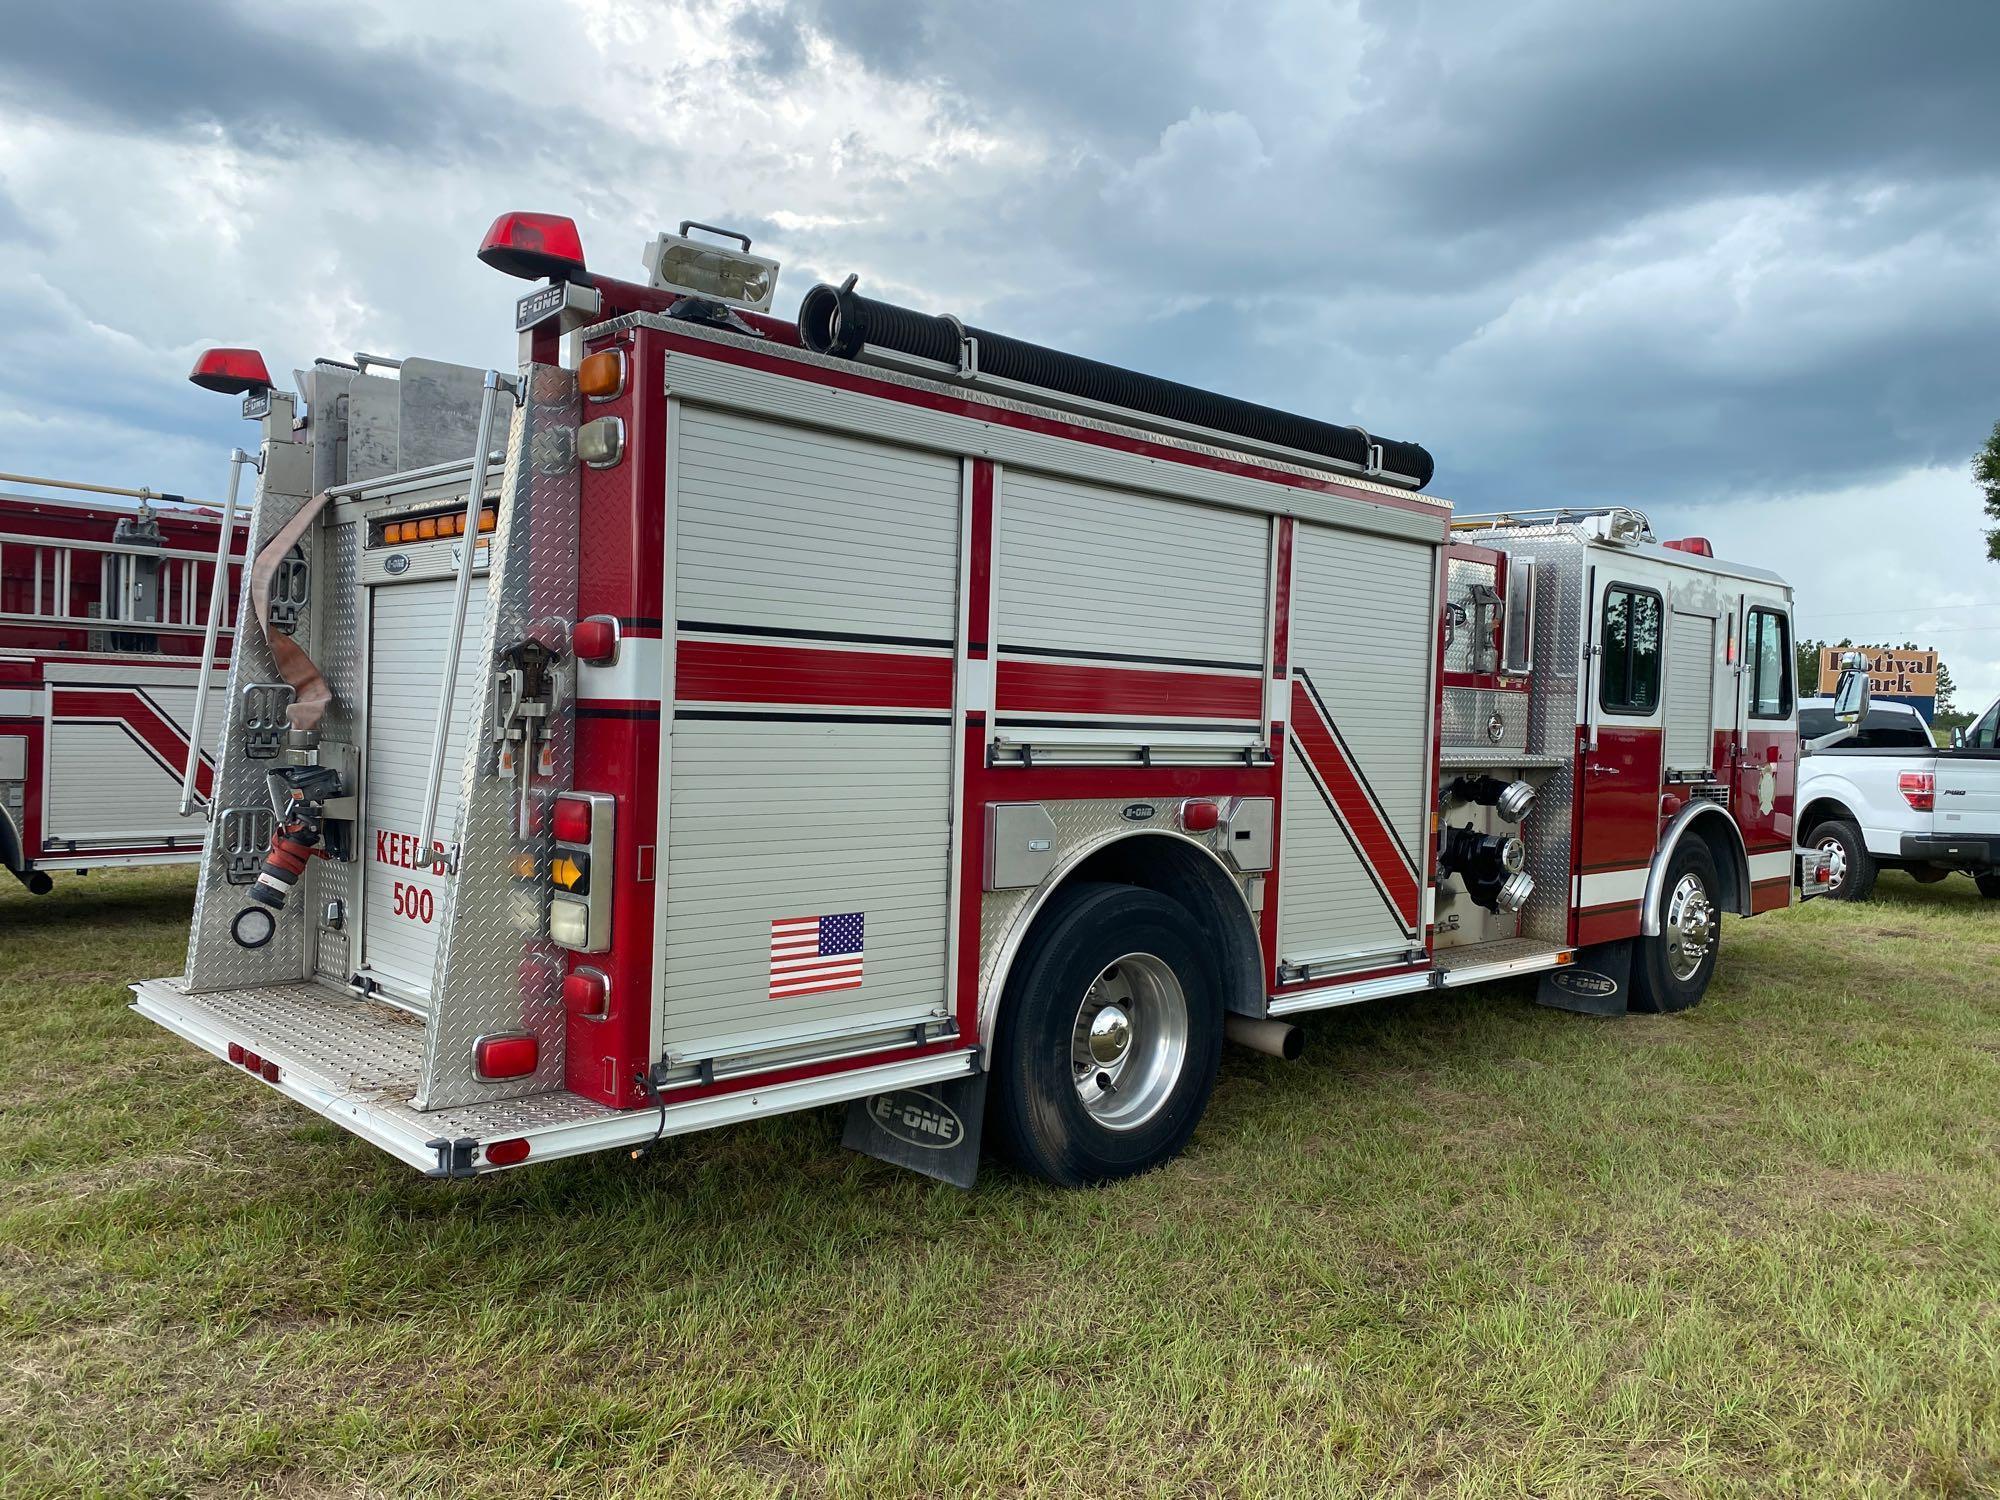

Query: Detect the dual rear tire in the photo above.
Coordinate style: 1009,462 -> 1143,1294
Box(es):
990,883 -> 1223,1187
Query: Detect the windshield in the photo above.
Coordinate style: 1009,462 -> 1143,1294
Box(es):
1800,707 -> 1934,748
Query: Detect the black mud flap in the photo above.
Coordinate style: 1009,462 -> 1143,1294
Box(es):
842,1068 -> 989,1189
1537,939 -> 1632,1016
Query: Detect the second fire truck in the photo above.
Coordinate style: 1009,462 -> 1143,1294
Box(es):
132,213 -> 1856,1186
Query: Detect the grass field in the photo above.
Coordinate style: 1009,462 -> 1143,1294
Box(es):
2,868 -> 1996,1498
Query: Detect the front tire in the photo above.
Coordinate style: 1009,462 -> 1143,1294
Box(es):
991,883 -> 1222,1187
1630,840 -> 1721,1014
1976,873 -> 2000,900
1810,818 -> 1877,902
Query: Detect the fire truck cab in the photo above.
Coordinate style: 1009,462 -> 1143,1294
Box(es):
132,214 -> 1837,1187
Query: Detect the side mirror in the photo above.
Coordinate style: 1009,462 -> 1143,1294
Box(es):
1832,652 -> 1871,724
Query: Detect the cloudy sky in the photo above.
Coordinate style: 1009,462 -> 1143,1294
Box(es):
2,0 -> 1996,705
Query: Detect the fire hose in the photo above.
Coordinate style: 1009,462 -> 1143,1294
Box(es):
231,764 -> 345,949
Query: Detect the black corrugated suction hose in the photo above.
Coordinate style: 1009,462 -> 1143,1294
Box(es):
797,281 -> 1435,489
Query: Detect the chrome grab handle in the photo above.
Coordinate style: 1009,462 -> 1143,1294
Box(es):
414,370 -> 514,857
178,448 -> 254,817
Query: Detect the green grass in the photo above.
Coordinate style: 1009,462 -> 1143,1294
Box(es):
2,867 -> 1997,1498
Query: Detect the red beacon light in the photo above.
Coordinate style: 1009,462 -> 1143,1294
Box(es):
1662,537 -> 1714,557
188,347 -> 273,396
478,211 -> 587,281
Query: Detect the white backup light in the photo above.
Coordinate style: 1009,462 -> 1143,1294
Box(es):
641,222 -> 780,311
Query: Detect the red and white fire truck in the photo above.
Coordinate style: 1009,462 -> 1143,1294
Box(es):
2,475 -> 246,893
131,213 -> 1858,1186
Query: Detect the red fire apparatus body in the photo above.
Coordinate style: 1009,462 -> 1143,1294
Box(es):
131,214 -> 1844,1186
1,479 -> 244,892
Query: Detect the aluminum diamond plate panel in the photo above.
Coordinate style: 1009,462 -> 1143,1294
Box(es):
974,798 -> 1253,1044
187,434 -> 317,993
1442,686 -> 1529,754
306,521 -> 363,981
137,976 -> 612,1137
419,365 -> 580,1109
1459,526 -> 1589,946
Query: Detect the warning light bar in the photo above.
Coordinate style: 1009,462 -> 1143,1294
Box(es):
478,212 -> 587,282
188,347 -> 274,396
372,506 -> 498,548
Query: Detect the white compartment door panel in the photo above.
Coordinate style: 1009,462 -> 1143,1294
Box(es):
359,577 -> 488,1003
1279,524 -> 1434,968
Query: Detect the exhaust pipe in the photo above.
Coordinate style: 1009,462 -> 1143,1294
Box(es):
10,868 -> 53,895
1225,1014 -> 1303,1061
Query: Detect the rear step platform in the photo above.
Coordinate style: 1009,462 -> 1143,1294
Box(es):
131,977 -> 976,1175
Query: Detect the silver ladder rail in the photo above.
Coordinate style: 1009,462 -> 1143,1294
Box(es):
178,449 -> 255,817
415,369 -> 515,856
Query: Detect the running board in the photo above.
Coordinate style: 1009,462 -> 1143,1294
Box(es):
1267,939 -> 1573,1016
131,976 -> 978,1175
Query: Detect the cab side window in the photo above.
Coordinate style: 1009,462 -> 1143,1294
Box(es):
1746,608 -> 1792,719
1600,584 -> 1663,714
1966,702 -> 1999,751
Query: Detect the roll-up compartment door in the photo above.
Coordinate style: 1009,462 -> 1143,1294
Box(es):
1280,524 -> 1435,970
661,411 -> 959,1072
359,577 -> 488,1005
1662,612 -> 1717,779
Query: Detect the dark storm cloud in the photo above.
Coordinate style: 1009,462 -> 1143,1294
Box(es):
0,0 -> 522,156
753,0 -> 2000,506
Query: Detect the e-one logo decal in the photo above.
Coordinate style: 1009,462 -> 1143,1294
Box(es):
1549,968 -> 1619,998
868,1090 -> 963,1151
1121,803 -> 1157,822
383,552 -> 411,575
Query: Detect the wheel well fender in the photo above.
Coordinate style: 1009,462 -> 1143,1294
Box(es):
978,830 -> 1262,1049
1642,802 -> 1750,936
1796,793 -> 1856,838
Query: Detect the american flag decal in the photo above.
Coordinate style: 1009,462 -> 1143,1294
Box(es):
768,912 -> 865,1000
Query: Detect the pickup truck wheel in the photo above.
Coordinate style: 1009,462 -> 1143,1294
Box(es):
1630,840 -> 1721,1014
991,882 -> 1222,1187
1976,873 -> 2000,900
1810,819 -> 1876,902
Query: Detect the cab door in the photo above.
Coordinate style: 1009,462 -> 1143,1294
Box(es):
1576,572 -> 1667,943
1734,598 -> 1797,909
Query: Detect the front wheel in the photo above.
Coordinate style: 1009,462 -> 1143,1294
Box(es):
990,883 -> 1223,1187
1630,840 -> 1721,1014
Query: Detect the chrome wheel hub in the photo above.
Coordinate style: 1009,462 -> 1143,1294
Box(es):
1816,834 -> 1848,892
1070,953 -> 1189,1131
1663,872 -> 1716,982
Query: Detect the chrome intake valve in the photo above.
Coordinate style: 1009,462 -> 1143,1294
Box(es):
1446,773 -> 1536,823
1440,824 -> 1535,913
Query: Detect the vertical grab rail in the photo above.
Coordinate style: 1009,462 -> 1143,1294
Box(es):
414,369 -> 513,857
178,449 -> 254,816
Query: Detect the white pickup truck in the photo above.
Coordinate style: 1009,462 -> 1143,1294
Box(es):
1796,694 -> 2000,901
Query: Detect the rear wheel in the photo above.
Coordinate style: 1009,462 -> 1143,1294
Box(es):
991,883 -> 1222,1186
1810,818 -> 1877,902
1976,873 -> 2000,900
1630,840 -> 1721,1014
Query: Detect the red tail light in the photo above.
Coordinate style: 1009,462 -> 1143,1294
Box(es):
189,347 -> 273,396
1899,771 -> 1935,812
474,1034 -> 539,1080
477,212 -> 587,281
227,1042 -> 245,1064
484,1137 -> 531,1167
571,616 -> 619,664
1180,799 -> 1221,832
552,794 -> 594,844
563,967 -> 611,1019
